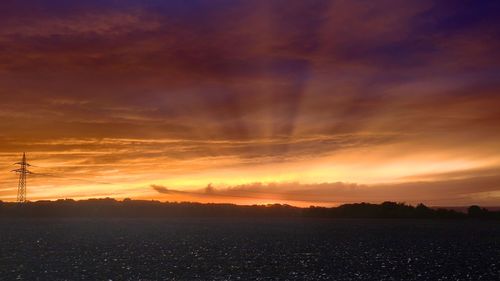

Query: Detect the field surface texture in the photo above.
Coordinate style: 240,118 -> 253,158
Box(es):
0,219 -> 499,280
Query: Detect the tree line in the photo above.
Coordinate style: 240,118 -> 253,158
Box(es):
0,199 -> 499,219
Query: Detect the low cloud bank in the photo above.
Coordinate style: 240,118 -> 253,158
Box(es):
151,172 -> 500,206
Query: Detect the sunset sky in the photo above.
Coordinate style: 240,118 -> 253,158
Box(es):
1,1 -> 500,206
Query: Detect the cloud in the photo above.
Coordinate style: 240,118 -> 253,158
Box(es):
0,11 -> 160,38
151,184 -> 186,195
151,170 -> 500,206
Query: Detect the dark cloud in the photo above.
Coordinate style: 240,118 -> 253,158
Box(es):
151,184 -> 186,195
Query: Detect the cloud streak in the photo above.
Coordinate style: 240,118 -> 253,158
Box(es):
152,170 -> 500,206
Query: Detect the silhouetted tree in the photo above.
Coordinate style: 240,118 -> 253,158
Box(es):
415,203 -> 433,218
0,200 -> 496,219
468,205 -> 489,218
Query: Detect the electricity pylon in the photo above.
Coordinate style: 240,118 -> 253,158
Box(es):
12,152 -> 32,203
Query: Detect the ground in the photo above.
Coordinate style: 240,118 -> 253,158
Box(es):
0,218 -> 499,280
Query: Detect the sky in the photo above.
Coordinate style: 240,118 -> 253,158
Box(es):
1,0 -> 500,206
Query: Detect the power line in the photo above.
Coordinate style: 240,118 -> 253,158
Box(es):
31,172 -> 112,185
23,160 -> 113,185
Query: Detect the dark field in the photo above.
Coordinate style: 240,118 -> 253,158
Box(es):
1,219 -> 499,280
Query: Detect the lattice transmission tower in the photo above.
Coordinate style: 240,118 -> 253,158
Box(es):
12,152 -> 32,203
